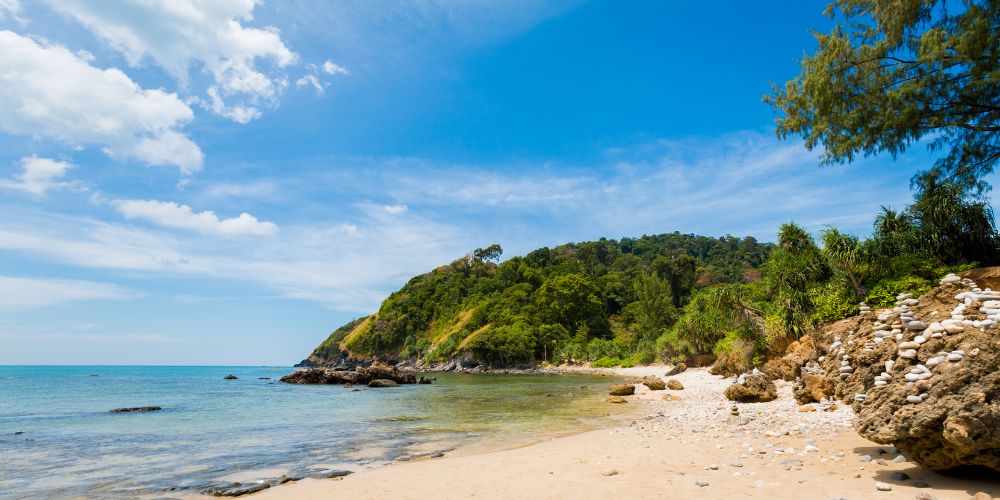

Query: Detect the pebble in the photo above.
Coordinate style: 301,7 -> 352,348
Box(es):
729,460 -> 743,467
907,395 -> 923,404
914,493 -> 937,500
890,471 -> 910,480
912,480 -> 930,488
805,445 -> 820,453
875,481 -> 892,491
707,464 -> 718,470
899,349 -> 918,359
860,454 -> 873,462
695,480 -> 709,487
893,455 -> 907,463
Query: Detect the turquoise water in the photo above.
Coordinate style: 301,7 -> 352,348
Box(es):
0,366 -> 624,498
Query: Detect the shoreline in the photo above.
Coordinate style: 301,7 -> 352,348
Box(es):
237,367 -> 997,500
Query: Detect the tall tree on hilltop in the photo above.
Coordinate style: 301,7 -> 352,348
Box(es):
766,0 -> 1000,192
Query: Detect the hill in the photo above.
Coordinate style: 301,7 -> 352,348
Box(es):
298,233 -> 772,368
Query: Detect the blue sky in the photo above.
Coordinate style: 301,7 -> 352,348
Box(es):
0,1 -> 995,365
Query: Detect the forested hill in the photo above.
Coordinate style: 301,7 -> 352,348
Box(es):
301,233 -> 773,367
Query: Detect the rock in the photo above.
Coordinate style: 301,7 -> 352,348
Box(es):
817,275 -> 1000,472
202,483 -> 270,496
417,376 -> 432,384
223,375 -> 238,380
913,493 -> 936,500
608,384 -> 635,396
892,455 -> 907,463
798,405 -> 816,412
109,406 -> 161,413
666,362 -> 687,376
794,369 -> 833,404
315,469 -> 352,479
602,470 -> 619,476
666,379 -> 684,390
724,372 -> 777,403
367,379 -> 398,387
641,376 -> 666,391
280,362 -> 416,385
695,480 -> 709,487
860,454 -> 873,462
875,481 -> 892,491
607,396 -> 628,404
889,471 -> 910,481
912,480 -> 930,489
762,336 -> 815,381
706,464 -> 719,470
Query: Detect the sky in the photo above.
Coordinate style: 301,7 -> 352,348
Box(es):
1,0 -> 995,365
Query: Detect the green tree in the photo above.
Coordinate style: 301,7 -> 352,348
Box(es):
820,226 -> 868,297
534,273 -> 608,338
766,0 -> 1000,190
908,169 -> 999,264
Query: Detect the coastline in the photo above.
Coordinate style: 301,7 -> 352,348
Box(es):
238,367 -> 997,500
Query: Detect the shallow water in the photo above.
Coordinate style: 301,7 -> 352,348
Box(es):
0,366 -> 626,498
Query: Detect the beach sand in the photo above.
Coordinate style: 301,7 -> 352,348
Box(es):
246,367 -> 998,499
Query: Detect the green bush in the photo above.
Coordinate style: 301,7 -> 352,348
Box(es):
591,356 -> 622,368
866,276 -> 933,308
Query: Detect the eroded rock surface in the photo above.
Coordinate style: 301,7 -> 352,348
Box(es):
280,361 -> 416,385
724,370 -> 777,403
807,271 -> 1000,471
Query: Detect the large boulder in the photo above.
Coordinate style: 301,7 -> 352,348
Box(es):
642,376 -> 666,391
608,384 -> 635,396
813,271 -> 1000,471
724,370 -> 778,403
280,361 -> 416,385
793,364 -> 832,404
763,335 -> 816,381
666,379 -> 684,390
665,362 -> 687,376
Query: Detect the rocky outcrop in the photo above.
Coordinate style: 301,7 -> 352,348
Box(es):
807,270 -> 1000,471
368,379 -> 398,387
280,361 -> 416,385
793,362 -> 832,404
667,379 -> 684,390
666,362 -> 687,376
642,376 -> 666,391
109,406 -> 161,413
763,336 -> 815,381
724,370 -> 777,402
608,384 -> 635,396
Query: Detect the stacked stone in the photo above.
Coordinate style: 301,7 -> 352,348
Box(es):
858,301 -> 871,313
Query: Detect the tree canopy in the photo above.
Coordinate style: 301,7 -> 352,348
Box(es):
766,0 -> 1000,191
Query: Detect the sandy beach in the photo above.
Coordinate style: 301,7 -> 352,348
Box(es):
241,366 -> 999,499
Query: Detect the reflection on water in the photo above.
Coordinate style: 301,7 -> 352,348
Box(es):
0,366 -> 627,498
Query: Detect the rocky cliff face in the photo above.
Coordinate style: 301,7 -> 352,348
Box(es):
802,269 -> 1000,471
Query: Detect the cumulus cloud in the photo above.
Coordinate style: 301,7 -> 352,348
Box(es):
115,199 -> 279,237
322,60 -> 349,76
0,156 -> 82,196
0,275 -> 134,311
46,0 -> 297,123
0,31 -> 203,173
383,204 -> 408,215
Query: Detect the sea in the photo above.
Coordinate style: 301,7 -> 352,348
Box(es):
0,366 -> 626,498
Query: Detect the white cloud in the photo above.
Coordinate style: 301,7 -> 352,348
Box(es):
383,204 -> 408,215
0,275 -> 134,311
322,60 -> 349,75
295,74 -> 326,96
0,156 -> 82,196
0,31 -> 203,173
47,0 -> 297,122
115,199 -> 279,237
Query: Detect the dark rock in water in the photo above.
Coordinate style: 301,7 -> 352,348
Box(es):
223,374 -> 238,380
666,362 -> 687,376
608,384 -> 635,396
724,372 -> 778,402
109,406 -> 161,413
417,376 -> 432,384
641,376 -> 665,391
280,361 -> 416,385
258,377 -> 270,380
202,482 -> 270,496
368,379 -> 398,388
11,431 -> 24,435
88,374 -> 99,377
314,469 -> 353,479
